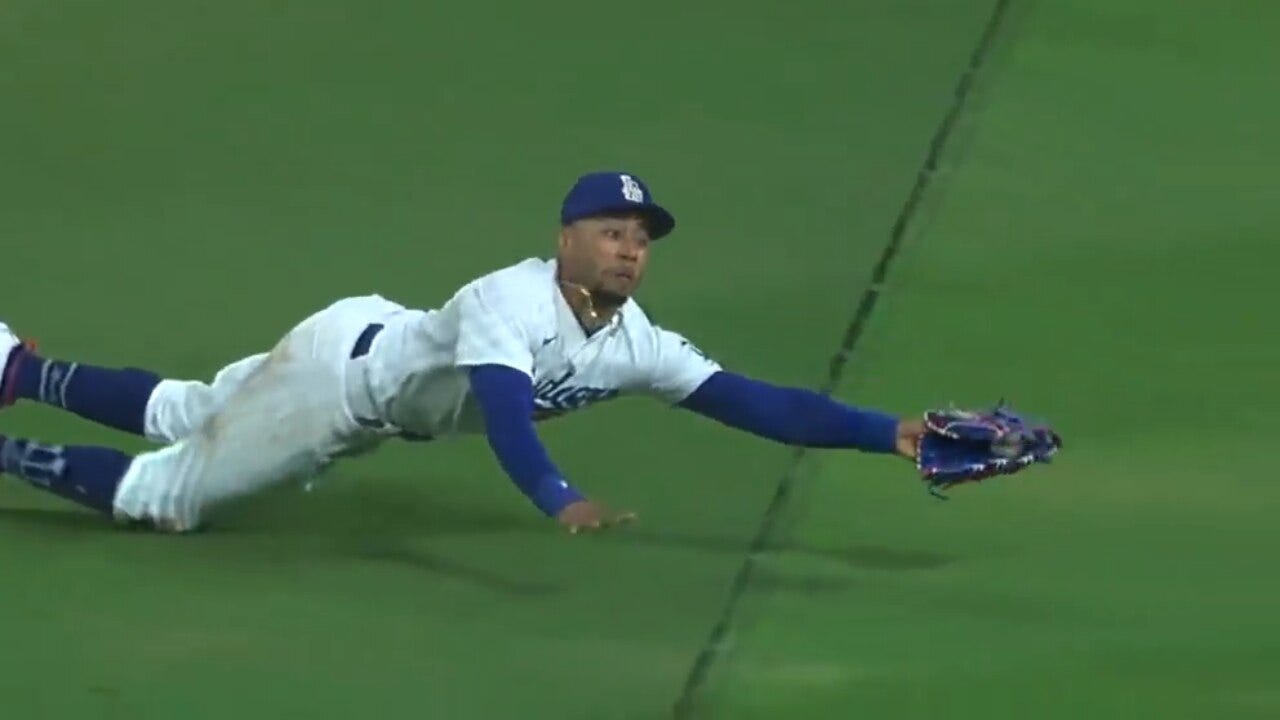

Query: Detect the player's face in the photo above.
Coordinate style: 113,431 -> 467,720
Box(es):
558,213 -> 651,302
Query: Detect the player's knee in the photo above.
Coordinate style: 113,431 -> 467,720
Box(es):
143,380 -> 219,444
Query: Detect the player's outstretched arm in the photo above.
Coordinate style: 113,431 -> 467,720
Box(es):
676,371 -> 922,458
468,365 -> 634,532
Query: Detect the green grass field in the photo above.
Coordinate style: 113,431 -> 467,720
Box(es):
3,1 -> 1277,718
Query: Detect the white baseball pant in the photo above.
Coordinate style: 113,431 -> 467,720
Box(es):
111,295 -> 405,531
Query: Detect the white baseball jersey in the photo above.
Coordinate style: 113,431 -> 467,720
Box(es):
360,257 -> 722,438
114,257 -> 718,531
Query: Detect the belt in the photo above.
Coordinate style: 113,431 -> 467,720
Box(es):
350,323 -> 385,359
347,322 -> 433,442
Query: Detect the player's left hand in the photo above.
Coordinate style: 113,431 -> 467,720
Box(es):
557,500 -> 637,534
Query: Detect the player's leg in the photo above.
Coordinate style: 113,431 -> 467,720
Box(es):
1,333 -> 353,531
1,342 -> 351,530
1,412 -> 336,533
0,433 -> 134,515
112,320 -> 376,531
141,354 -> 268,444
112,295 -> 408,530
3,295 -> 403,530
137,293 -> 408,445
1,322 -> 160,436
2,321 -> 275,445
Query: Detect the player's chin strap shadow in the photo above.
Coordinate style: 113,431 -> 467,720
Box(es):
609,529 -> 957,572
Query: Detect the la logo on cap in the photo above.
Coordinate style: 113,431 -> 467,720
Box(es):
620,174 -> 645,203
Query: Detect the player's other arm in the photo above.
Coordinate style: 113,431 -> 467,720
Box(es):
468,365 -> 634,532
453,278 -> 631,532
467,365 -> 581,515
677,371 -> 922,458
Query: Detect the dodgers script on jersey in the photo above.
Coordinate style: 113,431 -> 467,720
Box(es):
360,257 -> 722,437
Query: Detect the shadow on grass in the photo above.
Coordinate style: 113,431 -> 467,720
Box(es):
0,501 -> 561,598
0,506 -> 115,533
2,493 -> 956,574
353,539 -> 563,597
2,479 -> 954,606
611,528 -> 957,572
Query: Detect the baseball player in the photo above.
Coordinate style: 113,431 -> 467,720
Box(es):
1,172 -> 1060,533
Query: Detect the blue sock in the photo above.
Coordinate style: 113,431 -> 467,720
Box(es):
5,349 -> 160,436
0,434 -> 133,514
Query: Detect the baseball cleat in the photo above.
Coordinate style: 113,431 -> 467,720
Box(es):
1,322 -> 37,408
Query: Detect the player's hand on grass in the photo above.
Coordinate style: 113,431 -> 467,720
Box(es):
556,500 -> 636,534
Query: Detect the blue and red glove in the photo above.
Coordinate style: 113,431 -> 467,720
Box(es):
915,404 -> 1062,498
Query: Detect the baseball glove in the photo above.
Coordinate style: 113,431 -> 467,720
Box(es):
916,403 -> 1062,498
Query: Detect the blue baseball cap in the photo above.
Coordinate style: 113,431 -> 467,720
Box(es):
560,171 -> 676,240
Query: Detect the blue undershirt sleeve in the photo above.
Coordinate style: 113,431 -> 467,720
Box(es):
677,371 -> 900,454
467,364 -> 584,517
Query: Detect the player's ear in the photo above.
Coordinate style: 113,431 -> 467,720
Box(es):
557,225 -> 573,253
